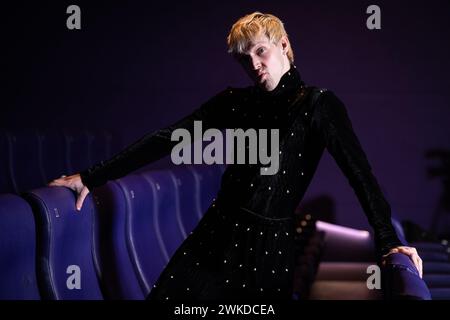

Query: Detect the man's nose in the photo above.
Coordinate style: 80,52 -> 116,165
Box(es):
251,56 -> 261,70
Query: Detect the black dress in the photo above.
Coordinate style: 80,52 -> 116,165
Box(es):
80,64 -> 402,301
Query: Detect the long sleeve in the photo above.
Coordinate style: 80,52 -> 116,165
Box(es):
313,90 -> 403,256
80,88 -> 236,191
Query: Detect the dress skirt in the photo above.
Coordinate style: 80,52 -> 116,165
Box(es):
146,203 -> 297,302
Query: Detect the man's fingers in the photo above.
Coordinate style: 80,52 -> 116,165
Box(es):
75,187 -> 89,211
395,247 -> 423,278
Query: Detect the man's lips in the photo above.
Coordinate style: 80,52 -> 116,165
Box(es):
257,72 -> 267,81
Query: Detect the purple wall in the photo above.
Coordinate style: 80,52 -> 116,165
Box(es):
3,0 -> 450,231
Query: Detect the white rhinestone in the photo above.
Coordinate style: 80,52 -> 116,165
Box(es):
183,252 -> 186,255
277,288 -> 281,292
224,259 -> 227,263
232,108 -> 235,111
170,275 -> 174,279
279,151 -> 282,154
301,172 -> 304,176
286,189 -> 290,194
298,153 -> 302,157
260,288 -> 264,291
196,262 -> 200,266
166,297 -> 169,300
288,72 -> 291,76
153,284 -> 157,288
272,270 -> 275,274
291,132 -> 294,136
250,247 -> 253,251
225,279 -> 229,283
278,251 -> 282,255
242,284 -> 246,288
275,233 -> 278,237
305,112 -> 308,116
268,186 -> 271,190
265,251 -> 268,255
239,264 -> 243,268
285,268 -> 289,272
282,170 -> 286,174
285,232 -> 289,236
282,84 -> 285,88
250,183 -> 253,187
235,223 -> 239,227
254,267 -> 257,271
260,232 -> 263,235
235,243 -> 238,247
247,227 -> 250,231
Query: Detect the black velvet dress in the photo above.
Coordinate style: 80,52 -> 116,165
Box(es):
80,65 -> 402,301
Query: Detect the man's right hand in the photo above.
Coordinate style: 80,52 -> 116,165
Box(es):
47,173 -> 90,211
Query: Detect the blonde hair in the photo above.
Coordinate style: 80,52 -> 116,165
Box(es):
227,12 -> 294,63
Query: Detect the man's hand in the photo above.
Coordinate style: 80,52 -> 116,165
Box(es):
382,246 -> 423,278
47,173 -> 90,211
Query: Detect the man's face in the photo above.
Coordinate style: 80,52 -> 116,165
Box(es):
236,34 -> 290,91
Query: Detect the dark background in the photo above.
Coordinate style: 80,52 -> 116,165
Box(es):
2,0 -> 450,232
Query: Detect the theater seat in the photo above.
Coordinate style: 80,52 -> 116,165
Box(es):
23,187 -> 103,300
171,166 -> 202,236
140,170 -> 185,261
114,174 -> 168,297
0,194 -> 40,299
92,181 -> 145,300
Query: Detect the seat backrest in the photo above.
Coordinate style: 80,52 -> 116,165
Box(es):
171,166 -> 202,237
91,181 -> 145,299
139,170 -> 184,261
0,194 -> 40,299
23,187 -> 103,300
189,165 -> 223,215
382,252 -> 431,300
115,174 -> 167,296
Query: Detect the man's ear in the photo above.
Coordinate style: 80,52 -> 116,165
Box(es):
280,36 -> 290,55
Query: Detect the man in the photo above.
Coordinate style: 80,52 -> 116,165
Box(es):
49,12 -> 422,300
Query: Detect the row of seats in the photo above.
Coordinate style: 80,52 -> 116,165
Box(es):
0,129 -> 120,194
0,164 -> 223,299
0,161 -> 447,300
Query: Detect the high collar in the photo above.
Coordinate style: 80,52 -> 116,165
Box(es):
255,64 -> 304,99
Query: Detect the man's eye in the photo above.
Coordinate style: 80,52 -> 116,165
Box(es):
257,47 -> 265,55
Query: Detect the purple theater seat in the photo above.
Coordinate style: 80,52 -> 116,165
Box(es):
0,130 -> 15,193
91,181 -> 145,300
10,130 -> 46,193
23,187 -> 103,300
171,166 -> 202,236
140,170 -> 185,261
0,194 -> 40,299
382,253 -> 431,300
189,165 -> 223,216
114,174 -> 168,296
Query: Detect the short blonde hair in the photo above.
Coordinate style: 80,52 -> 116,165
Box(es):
227,12 -> 294,63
